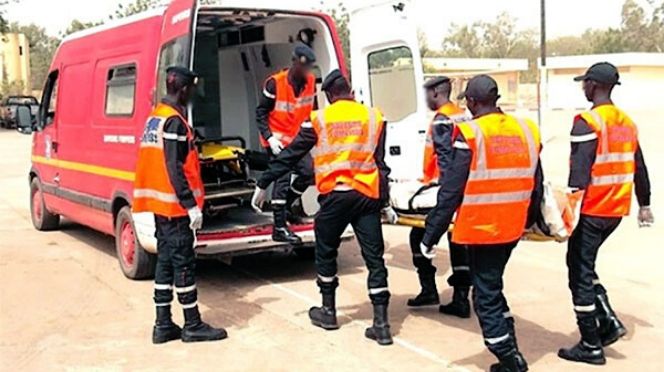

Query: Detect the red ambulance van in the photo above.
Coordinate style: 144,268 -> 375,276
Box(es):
25,0 -> 425,279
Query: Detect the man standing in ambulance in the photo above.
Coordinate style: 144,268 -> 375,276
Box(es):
558,62 -> 653,365
420,75 -> 543,371
133,67 -> 227,344
407,76 -> 473,319
256,44 -> 317,245
251,70 -> 397,346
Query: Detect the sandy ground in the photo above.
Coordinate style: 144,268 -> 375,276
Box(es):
0,108 -> 662,371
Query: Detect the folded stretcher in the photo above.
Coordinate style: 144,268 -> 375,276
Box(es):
389,181 -> 581,242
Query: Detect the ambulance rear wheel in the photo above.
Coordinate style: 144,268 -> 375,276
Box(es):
30,177 -> 60,231
115,206 -> 156,280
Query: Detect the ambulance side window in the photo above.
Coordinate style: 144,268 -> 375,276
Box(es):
40,70 -> 59,127
367,46 -> 417,122
105,64 -> 137,117
156,36 -> 190,102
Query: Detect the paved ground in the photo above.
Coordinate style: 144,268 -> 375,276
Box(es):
1,109 -> 662,372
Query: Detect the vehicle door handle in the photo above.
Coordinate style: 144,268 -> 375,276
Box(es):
52,141 -> 59,152
53,173 -> 60,185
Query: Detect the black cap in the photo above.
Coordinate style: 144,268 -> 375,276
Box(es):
423,76 -> 450,90
166,66 -> 199,86
574,62 -> 621,85
293,44 -> 316,65
321,69 -> 345,92
457,74 -> 500,101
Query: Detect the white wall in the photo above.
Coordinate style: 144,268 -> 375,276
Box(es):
545,66 -> 664,110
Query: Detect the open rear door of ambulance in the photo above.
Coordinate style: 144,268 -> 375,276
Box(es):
349,0 -> 427,181
134,0 -> 199,253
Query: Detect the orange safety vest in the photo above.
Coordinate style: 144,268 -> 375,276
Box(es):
133,103 -> 205,217
422,102 -> 470,184
261,69 -> 316,147
452,113 -> 541,245
578,105 -> 637,217
310,100 -> 384,199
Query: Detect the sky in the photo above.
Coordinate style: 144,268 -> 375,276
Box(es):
3,0 -> 660,42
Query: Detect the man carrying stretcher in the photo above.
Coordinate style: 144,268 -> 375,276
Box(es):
406,76 -> 473,318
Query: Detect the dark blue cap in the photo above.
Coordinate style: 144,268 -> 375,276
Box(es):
423,76 -> 451,89
166,66 -> 199,86
321,69 -> 345,92
293,44 -> 316,65
574,62 -> 621,85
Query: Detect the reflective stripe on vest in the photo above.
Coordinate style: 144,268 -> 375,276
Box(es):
466,118 -> 538,186
263,70 -> 316,147
132,103 -> 204,217
311,104 -> 381,198
422,103 -> 469,183
580,106 -> 637,217
452,115 -> 539,245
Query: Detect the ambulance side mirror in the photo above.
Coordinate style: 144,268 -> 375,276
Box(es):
15,105 -> 33,135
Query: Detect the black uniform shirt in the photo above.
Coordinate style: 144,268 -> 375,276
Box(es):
421,112 -> 544,248
430,112 -> 457,183
568,104 -> 651,207
161,97 -> 197,210
257,102 -> 391,204
256,71 -> 317,141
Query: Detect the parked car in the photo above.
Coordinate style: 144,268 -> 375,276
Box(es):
0,95 -> 39,129
24,0 -> 425,279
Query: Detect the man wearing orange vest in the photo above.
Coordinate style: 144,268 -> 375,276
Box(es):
558,62 -> 653,365
407,76 -> 473,319
134,67 -> 227,344
256,45 -> 317,245
421,75 -> 543,372
251,70 -> 397,346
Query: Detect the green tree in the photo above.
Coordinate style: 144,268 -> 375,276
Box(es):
110,0 -> 161,20
326,2 -> 350,69
0,0 -> 19,33
61,19 -> 103,38
441,13 -> 538,82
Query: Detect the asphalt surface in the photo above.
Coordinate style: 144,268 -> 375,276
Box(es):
1,118 -> 662,371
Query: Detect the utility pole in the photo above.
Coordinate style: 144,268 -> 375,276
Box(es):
537,0 -> 546,127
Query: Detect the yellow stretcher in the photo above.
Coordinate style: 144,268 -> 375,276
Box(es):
390,182 -> 580,243
394,215 -> 558,242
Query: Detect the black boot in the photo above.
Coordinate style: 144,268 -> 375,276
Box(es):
181,306 -> 228,343
439,286 -> 471,318
489,352 -> 528,372
596,293 -> 627,346
309,292 -> 339,330
272,204 -> 303,244
286,192 -> 306,225
558,341 -> 606,365
558,314 -> 605,365
152,306 -> 182,344
365,304 -> 393,346
273,226 -> 303,245
407,274 -> 439,307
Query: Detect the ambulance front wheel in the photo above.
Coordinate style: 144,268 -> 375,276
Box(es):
30,177 -> 60,231
115,206 -> 156,280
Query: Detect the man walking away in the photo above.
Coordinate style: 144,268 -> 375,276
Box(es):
251,70 -> 397,346
558,62 -> 653,366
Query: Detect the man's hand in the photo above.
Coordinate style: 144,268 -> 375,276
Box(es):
381,206 -> 399,224
251,186 -> 268,213
638,206 -> 654,227
268,136 -> 284,155
187,206 -> 203,230
420,243 -> 436,260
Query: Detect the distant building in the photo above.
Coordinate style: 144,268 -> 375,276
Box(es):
541,53 -> 664,110
423,57 -> 529,107
0,33 -> 31,94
